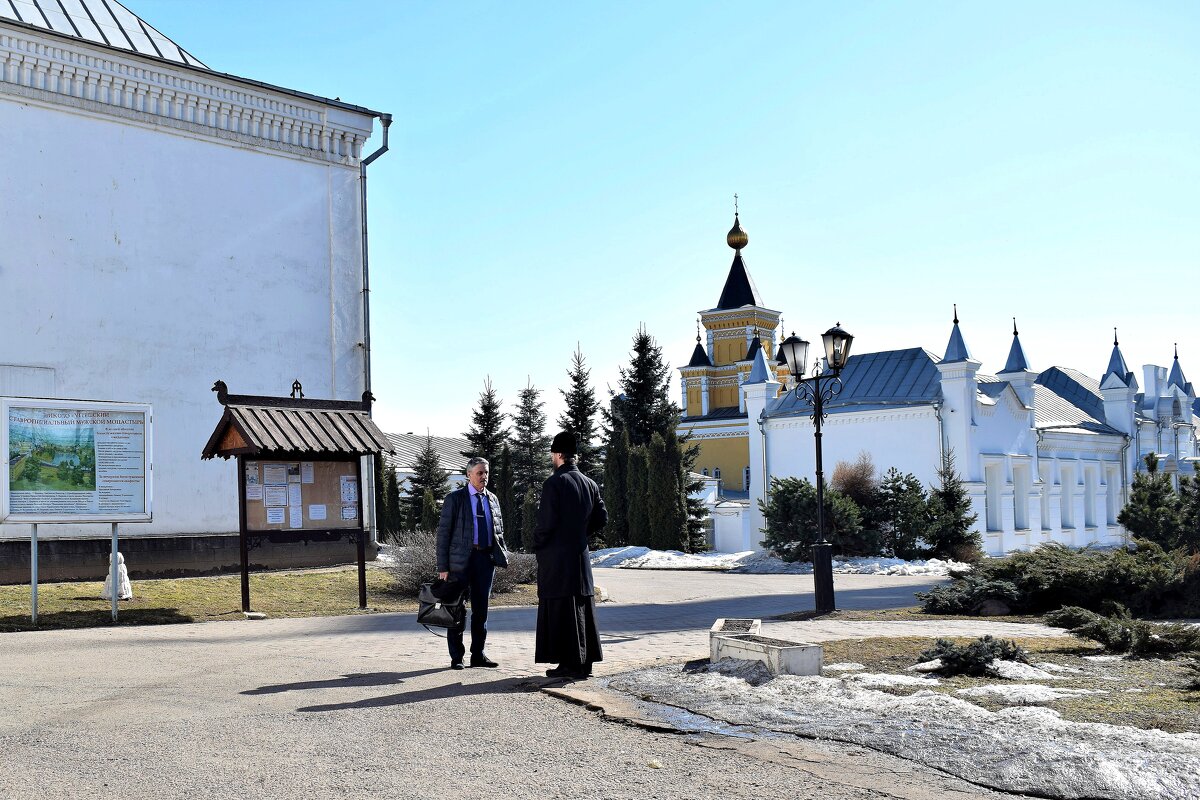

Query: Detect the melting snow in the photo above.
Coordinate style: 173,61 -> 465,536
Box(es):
590,547 -> 971,576
610,664 -> 1200,800
844,672 -> 940,688
908,658 -> 943,673
990,660 -> 1061,680
824,662 -> 866,672
956,684 -> 1109,704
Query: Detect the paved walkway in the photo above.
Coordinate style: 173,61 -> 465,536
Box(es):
0,569 -> 1051,799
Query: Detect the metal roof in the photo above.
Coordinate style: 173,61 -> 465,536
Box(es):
715,252 -> 763,310
686,341 -> 713,368
1035,367 -> 1104,421
1001,331 -> 1030,373
942,320 -> 973,362
1,0 -> 205,67
385,433 -> 470,474
766,347 -> 944,417
201,381 -> 393,459
682,406 -> 746,423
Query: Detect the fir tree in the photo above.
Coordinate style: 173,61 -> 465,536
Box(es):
673,431 -> 709,552
609,325 -> 679,447
373,456 -> 387,537
494,444 -> 516,546
520,486 -> 540,553
602,429 -> 631,546
405,435 -> 451,522
420,488 -> 439,533
877,467 -> 931,559
926,450 -> 982,562
1119,453 -> 1184,550
1177,474 -> 1200,555
462,377 -> 507,491
510,381 -> 551,536
759,477 -> 863,561
558,345 -> 602,481
384,463 -> 403,535
626,444 -> 650,546
646,432 -> 688,550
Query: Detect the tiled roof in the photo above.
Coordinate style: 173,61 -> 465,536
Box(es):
766,347 -> 944,417
715,252 -> 763,310
1,0 -> 205,67
385,433 -> 470,474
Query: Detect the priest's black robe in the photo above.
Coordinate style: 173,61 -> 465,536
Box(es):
531,463 -> 608,666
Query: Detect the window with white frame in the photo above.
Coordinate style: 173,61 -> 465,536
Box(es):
984,462 -> 1003,532
1012,462 -> 1031,530
1061,465 -> 1075,529
1084,466 -> 1097,528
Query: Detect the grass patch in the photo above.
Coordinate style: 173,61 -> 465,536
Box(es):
821,635 -> 1200,733
0,565 -> 537,632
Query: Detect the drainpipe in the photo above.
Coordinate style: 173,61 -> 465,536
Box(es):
358,112 -> 392,544
359,112 -> 392,403
756,409 -> 769,509
1118,433 -> 1131,547
932,400 -> 945,460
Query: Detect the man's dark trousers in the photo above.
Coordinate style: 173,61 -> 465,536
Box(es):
448,547 -> 495,663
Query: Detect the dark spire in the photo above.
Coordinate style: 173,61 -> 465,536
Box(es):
942,305 -> 972,363
1000,317 -> 1030,373
688,322 -> 712,368
1168,343 -> 1189,392
1103,327 -> 1132,386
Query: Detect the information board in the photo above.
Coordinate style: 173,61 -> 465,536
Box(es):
243,458 -> 359,532
1,398 -> 153,524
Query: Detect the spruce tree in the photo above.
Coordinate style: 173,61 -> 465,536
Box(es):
626,444 -> 650,546
558,345 -> 603,482
759,477 -> 863,561
510,381 -> 551,536
1177,474 -> 1200,555
926,450 -> 982,562
878,467 -> 931,559
405,435 -> 450,523
609,325 -> 678,447
372,456 -> 387,537
384,463 -> 403,536
495,444 -> 516,545
646,433 -> 687,550
462,377 -> 507,491
420,488 -> 439,533
1119,453 -> 1184,550
602,429 -> 631,546
672,431 -> 709,552
520,486 -> 539,553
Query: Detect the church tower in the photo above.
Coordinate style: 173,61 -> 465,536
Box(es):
677,203 -> 788,493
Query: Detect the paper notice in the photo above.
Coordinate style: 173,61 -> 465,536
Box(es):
341,505 -> 357,521
245,461 -> 260,486
340,476 -> 358,504
288,484 -> 302,508
288,507 -> 303,528
246,484 -> 263,502
263,464 -> 288,485
264,486 -> 288,507
287,463 -> 301,483
308,504 -> 327,521
301,462 -> 314,484
266,507 -> 285,525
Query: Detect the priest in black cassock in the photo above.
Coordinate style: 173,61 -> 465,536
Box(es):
532,431 -> 607,679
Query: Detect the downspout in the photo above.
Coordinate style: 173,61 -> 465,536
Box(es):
933,400 -> 945,460
359,112 -> 392,402
1118,433 -> 1131,547
358,112 -> 392,543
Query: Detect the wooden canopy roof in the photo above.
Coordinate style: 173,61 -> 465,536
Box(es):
201,381 -> 394,460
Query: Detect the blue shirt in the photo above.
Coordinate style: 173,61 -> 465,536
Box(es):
468,483 -> 493,546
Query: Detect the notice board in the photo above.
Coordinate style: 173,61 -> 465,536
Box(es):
243,458 -> 360,532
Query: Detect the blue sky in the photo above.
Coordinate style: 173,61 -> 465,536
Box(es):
137,1 -> 1200,437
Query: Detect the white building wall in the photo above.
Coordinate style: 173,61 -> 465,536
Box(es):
0,53 -> 378,539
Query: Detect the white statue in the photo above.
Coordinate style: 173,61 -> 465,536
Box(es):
102,552 -> 133,601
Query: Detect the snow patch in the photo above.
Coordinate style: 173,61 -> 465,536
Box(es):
844,672 -> 940,688
908,658 -> 943,673
824,662 -> 866,672
956,684 -> 1109,704
609,664 -> 1200,800
591,547 -> 971,576
990,660 -> 1061,680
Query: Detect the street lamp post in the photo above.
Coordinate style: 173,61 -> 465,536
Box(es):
779,323 -> 854,614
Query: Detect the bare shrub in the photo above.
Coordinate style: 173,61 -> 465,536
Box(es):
492,552 -> 537,593
382,528 -> 439,597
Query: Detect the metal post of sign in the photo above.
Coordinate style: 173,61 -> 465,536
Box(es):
30,523 -> 38,625
111,522 -> 119,623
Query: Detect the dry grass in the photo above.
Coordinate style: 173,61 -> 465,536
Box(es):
0,565 -> 537,633
773,605 -> 1044,624
821,635 -> 1200,733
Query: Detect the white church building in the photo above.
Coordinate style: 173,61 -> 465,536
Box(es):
0,2 -> 390,578
721,317 -> 1197,558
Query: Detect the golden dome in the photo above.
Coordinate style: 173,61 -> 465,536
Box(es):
726,213 -> 749,250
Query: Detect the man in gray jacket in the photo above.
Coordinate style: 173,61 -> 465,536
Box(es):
436,456 -> 505,669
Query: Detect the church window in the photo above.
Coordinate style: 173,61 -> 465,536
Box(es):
702,468 -> 709,477
1084,467 -> 1098,529
1060,465 -> 1075,529
1106,466 -> 1120,524
1012,463 -> 1031,531
744,466 -> 751,490
714,467 -> 722,482
984,463 -> 1002,532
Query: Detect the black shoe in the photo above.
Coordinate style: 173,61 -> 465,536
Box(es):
451,660 -> 464,670
470,653 -> 499,668
545,664 -> 589,679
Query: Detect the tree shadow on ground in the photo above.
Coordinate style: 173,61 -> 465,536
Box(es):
295,674 -> 545,713
242,668 -> 444,695
0,607 -> 194,632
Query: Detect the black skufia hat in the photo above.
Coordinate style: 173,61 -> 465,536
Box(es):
550,431 -> 577,456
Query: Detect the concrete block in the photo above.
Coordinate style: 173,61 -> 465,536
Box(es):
711,633 -> 823,676
709,618 -> 761,661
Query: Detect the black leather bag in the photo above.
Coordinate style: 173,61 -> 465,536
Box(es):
417,579 -> 467,632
